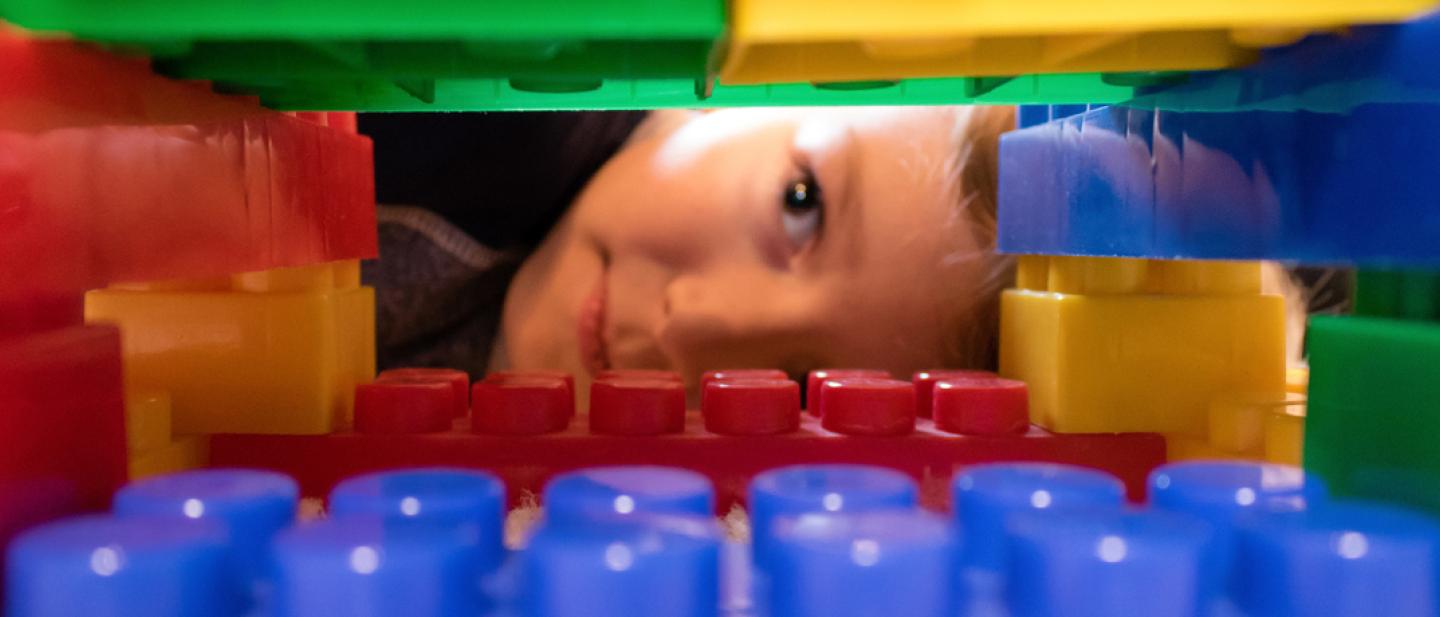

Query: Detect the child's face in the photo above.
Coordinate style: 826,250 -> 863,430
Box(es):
501,107 -> 993,400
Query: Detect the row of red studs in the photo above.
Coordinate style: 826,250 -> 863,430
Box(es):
353,367 -> 1027,438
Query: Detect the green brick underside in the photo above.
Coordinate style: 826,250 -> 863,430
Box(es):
1354,269 -> 1440,321
1306,315 -> 1440,515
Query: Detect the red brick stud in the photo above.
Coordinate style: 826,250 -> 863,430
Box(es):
912,369 -> 997,418
484,370 -> 576,417
818,378 -> 915,436
805,369 -> 888,416
354,380 -> 452,434
596,369 -> 683,383
377,367 -> 470,418
589,378 -> 686,435
932,377 -> 1029,435
702,378 -> 800,436
700,369 -> 789,392
472,377 -> 574,435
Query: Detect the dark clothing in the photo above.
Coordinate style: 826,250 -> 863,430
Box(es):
358,112 -> 645,376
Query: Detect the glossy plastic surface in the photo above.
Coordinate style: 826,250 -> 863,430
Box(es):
0,34 -> 376,300
933,377 -> 1029,435
6,515 -> 231,616
353,380 -> 452,434
1006,507 -> 1218,617
376,368 -> 469,418
817,378 -> 915,436
1235,501 -> 1440,617
762,510 -> 958,617
953,463 -> 1126,571
521,515 -> 721,617
85,262 -> 377,435
1149,461 -> 1327,528
543,466 -> 714,527
327,468 -> 505,568
113,469 -> 298,584
270,518 -> 485,617
588,378 -> 686,435
1000,256 -> 1285,436
805,369 -> 887,415
912,369 -> 996,419
1306,315 -> 1440,515
701,378 -> 801,436
749,465 -> 917,561
471,377 -> 573,435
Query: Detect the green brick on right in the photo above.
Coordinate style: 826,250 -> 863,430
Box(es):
1354,269 -> 1440,321
1305,315 -> 1440,515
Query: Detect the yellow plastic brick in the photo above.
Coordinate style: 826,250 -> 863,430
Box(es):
722,0 -> 1436,84
1147,260 -> 1261,295
125,388 -> 172,455
1286,366 -> 1309,394
1015,255 -> 1051,291
1167,435 -> 1249,462
1264,404 -> 1306,465
1047,256 -> 1149,295
999,283 -> 1286,436
1207,391 -> 1306,455
129,436 -> 209,480
86,260 -> 375,435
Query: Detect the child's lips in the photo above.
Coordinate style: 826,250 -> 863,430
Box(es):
577,276 -> 608,377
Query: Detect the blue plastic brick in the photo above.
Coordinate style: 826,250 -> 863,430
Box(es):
747,465 -> 918,561
998,11 -> 1440,265
5,515 -> 232,617
1149,461 -> 1328,529
761,510 -> 958,617
1006,508 -> 1219,617
112,469 -> 297,586
1235,501 -> 1440,617
520,515 -> 721,617
542,466 -> 715,527
327,468 -> 505,567
952,463 -> 1126,571
269,518 -> 487,617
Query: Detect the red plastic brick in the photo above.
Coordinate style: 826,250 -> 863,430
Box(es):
596,369 -> 683,383
702,379 -> 801,436
819,378 -> 916,436
0,324 -> 127,574
472,377 -> 573,436
485,370 -> 576,400
378,367 -> 470,418
0,33 -> 376,299
701,369 -> 789,391
912,369 -> 997,418
806,369 -> 888,416
210,417 -> 1168,512
589,378 -> 686,435
353,380 -> 452,435
933,377 -> 1030,436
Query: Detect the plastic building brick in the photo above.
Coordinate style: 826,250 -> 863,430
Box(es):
0,324 -> 128,577
911,369 -> 996,419
1306,314 -> 1440,515
85,260 -> 376,435
721,0 -> 1435,85
376,367 -> 470,418
1206,391 -> 1307,460
588,378 -> 687,435
998,103 -> 1440,264
0,34 -> 376,300
932,376 -> 1029,436
804,368 -> 886,415
817,378 -> 915,436
125,389 -> 173,457
1000,255 -> 1287,437
353,380 -> 453,435
208,410 -> 1167,511
472,377 -> 574,436
701,378 -> 801,436
128,436 -> 210,482
20,460 -> 1430,615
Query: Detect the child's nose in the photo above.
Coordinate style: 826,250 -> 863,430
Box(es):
659,270 -> 817,357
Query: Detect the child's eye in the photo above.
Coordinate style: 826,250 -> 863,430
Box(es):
781,171 -> 824,250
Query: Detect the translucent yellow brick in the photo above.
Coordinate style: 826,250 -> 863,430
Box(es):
1208,392 -> 1306,455
1264,405 -> 1306,466
86,268 -> 375,435
129,436 -> 209,480
125,388 -> 172,455
1000,288 -> 1286,436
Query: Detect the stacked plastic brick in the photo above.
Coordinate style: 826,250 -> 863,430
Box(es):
8,460 -> 1438,616
209,367 -> 1167,509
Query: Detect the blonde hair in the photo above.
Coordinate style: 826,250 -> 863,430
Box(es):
944,105 -> 1017,370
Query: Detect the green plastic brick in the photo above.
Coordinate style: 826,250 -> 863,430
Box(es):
1355,269 -> 1440,321
1305,315 -> 1440,515
233,74 -> 1133,112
